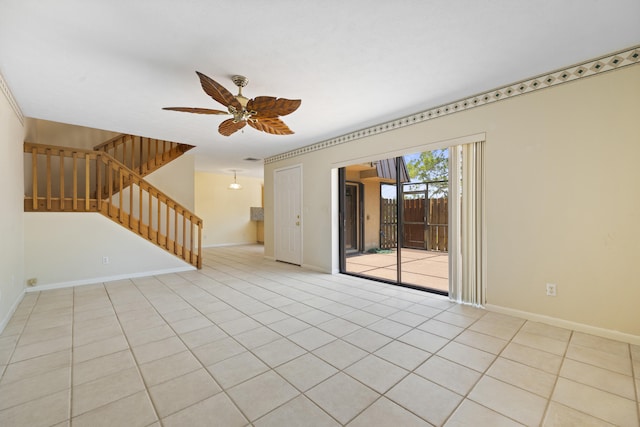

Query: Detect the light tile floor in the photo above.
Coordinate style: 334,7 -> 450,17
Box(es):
1,245 -> 639,426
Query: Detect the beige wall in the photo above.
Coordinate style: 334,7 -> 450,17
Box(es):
25,118 -> 119,149
195,172 -> 263,247
24,213 -> 192,288
265,65 -> 640,337
146,154 -> 195,211
0,77 -> 26,329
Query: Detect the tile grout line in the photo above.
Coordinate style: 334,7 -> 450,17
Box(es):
69,287 -> 75,424
102,280 -> 165,427
630,343 -> 640,425
127,275 -> 257,425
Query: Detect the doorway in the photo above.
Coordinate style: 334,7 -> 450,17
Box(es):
274,165 -> 302,265
344,182 -> 362,254
340,151 -> 449,295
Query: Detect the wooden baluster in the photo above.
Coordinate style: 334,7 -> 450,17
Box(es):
138,182 -> 143,233
122,138 -> 127,169
31,147 -> 38,210
85,154 -> 90,211
118,169 -> 124,222
162,140 -> 167,162
129,174 -> 134,229
148,189 -> 152,239
107,160 -> 113,217
46,148 -> 52,210
96,155 -> 102,211
59,150 -> 65,211
72,152 -> 78,211
131,136 -> 136,173
157,193 -> 161,243
182,210 -> 187,259
165,202 -> 170,250
174,204 -> 178,254
139,136 -> 143,175
145,138 -> 151,174
154,139 -> 159,168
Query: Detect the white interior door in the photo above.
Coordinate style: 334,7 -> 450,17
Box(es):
275,165 -> 302,265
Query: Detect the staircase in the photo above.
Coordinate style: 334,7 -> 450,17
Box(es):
23,135 -> 202,269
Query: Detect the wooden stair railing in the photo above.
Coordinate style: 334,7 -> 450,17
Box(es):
24,142 -> 202,269
93,134 -> 194,177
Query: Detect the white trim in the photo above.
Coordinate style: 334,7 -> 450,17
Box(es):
0,291 -> 26,334
301,263 -> 330,273
266,45 -> 639,165
0,71 -> 24,124
486,304 -> 640,346
203,242 -> 259,248
24,266 -> 196,293
331,132 -> 486,168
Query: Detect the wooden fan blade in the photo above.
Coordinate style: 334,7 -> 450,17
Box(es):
219,118 -> 247,136
196,71 -> 242,111
247,96 -> 301,118
163,107 -> 229,115
248,117 -> 294,135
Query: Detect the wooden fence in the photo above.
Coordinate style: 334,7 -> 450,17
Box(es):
380,196 -> 448,252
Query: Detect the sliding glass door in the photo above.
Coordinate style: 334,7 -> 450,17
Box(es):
340,151 -> 449,295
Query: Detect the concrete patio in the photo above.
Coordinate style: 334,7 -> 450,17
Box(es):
346,249 -> 449,293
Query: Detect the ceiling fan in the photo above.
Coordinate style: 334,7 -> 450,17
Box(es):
163,72 -> 301,136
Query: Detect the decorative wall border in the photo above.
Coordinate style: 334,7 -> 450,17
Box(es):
0,71 -> 24,125
265,45 -> 639,164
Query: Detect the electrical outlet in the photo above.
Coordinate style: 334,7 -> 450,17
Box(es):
27,278 -> 37,286
102,256 -> 110,265
546,283 -> 557,297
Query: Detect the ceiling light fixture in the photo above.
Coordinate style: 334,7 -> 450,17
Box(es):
228,170 -> 242,190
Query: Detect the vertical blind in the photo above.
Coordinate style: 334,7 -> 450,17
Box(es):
449,141 -> 486,306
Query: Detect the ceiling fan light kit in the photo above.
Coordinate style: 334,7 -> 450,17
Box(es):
164,72 -> 301,137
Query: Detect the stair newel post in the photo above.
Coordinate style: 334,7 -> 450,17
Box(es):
197,220 -> 202,269
45,148 -> 52,210
190,217 -> 195,265
59,150 -> 65,211
72,152 -> 78,211
31,146 -> 38,211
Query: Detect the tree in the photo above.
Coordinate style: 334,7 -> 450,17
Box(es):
405,149 -> 448,197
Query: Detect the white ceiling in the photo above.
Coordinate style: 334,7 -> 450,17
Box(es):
1,1 -> 638,178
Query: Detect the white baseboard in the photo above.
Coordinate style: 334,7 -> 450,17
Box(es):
24,266 -> 196,293
0,291 -> 25,334
485,304 -> 640,346
203,242 -> 260,248
301,263 -> 330,273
